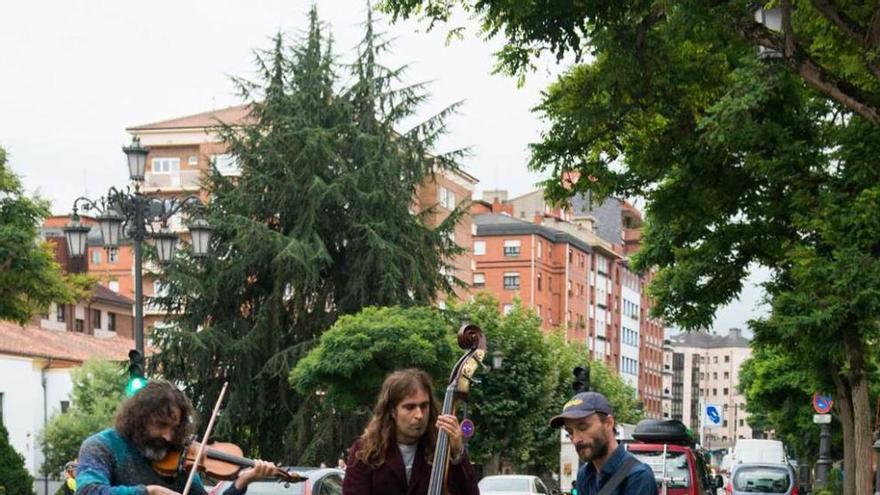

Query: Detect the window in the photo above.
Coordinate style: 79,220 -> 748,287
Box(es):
60,400 -> 70,413
91,250 -> 101,264
108,247 -> 118,263
152,157 -> 180,174
473,241 -> 486,255
92,309 -> 101,329
188,155 -> 198,165
713,372 -> 718,380
503,239 -> 521,257
723,388 -> 729,395
713,356 -> 719,364
472,273 -> 486,288
724,371 -> 730,379
56,305 -> 65,322
438,185 -> 456,209
503,272 -> 520,290
75,319 -> 84,332
712,388 -> 717,396
107,312 -> 117,332
723,420 -> 729,427
537,273 -> 542,291
724,355 -> 730,363
537,241 -> 542,258
739,419 -> 744,427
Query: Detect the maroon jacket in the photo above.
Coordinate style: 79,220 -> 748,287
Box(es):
342,439 -> 480,495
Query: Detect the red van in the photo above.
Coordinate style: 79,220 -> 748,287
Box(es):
624,419 -> 723,495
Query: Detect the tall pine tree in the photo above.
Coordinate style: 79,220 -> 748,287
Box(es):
150,6 -> 466,462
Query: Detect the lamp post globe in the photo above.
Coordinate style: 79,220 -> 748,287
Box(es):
97,209 -> 125,248
122,136 -> 149,182
63,215 -> 91,258
153,228 -> 179,263
187,218 -> 214,257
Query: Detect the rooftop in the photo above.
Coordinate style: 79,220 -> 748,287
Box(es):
0,320 -> 136,365
126,104 -> 255,131
473,213 -> 594,254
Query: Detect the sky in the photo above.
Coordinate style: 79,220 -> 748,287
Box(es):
0,0 -> 766,334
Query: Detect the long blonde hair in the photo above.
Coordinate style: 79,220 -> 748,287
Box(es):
355,368 -> 441,467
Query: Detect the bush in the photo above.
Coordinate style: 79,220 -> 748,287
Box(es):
0,422 -> 35,495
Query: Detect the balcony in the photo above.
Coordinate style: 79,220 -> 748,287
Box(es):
143,169 -> 202,192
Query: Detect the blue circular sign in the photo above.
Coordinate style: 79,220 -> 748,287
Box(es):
813,393 -> 833,414
461,419 -> 475,439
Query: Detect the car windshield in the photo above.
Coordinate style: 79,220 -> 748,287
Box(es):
733,467 -> 791,493
479,477 -> 531,491
630,450 -> 691,488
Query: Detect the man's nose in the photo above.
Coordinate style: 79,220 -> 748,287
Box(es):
161,428 -> 174,442
414,408 -> 424,420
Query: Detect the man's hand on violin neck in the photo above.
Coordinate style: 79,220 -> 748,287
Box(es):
234,459 -> 277,490
147,485 -> 181,495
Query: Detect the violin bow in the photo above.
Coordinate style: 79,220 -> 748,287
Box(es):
182,381 -> 228,495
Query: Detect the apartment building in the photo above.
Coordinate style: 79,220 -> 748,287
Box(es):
669,328 -> 753,448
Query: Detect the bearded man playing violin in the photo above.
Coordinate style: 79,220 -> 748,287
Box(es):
76,380 -> 275,495
342,368 -> 479,495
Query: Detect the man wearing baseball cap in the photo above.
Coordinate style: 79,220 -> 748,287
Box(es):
550,391 -> 655,495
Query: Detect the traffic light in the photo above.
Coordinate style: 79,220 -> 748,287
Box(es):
572,366 -> 590,394
125,349 -> 148,397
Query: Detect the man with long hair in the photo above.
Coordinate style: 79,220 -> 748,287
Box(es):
342,368 -> 479,495
76,380 -> 275,495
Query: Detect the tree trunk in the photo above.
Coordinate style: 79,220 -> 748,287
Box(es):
842,329 -> 872,495
833,370 -> 856,495
483,452 -> 502,476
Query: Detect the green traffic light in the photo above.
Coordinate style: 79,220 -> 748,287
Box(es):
125,376 -> 149,397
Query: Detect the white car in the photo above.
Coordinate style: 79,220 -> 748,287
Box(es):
479,475 -> 553,495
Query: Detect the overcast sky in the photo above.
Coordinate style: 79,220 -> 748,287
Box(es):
0,0 -> 766,333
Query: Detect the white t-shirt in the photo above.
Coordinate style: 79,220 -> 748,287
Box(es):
398,443 -> 418,484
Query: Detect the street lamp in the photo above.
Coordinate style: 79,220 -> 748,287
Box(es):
63,137 -> 212,355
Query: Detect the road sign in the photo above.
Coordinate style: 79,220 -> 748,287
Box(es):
813,414 -> 832,424
704,404 -> 723,426
813,393 -> 833,414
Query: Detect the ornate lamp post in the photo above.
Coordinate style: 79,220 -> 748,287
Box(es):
63,136 -> 213,356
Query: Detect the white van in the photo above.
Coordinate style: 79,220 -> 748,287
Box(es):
732,439 -> 787,464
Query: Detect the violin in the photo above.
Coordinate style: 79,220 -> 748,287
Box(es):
426,323 -> 487,495
152,439 -> 306,484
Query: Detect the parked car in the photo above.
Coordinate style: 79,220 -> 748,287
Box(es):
208,467 -> 343,495
625,419 -> 724,495
731,440 -> 787,465
728,462 -> 798,495
479,474 -> 555,495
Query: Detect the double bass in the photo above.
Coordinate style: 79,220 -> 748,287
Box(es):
426,323 -> 487,495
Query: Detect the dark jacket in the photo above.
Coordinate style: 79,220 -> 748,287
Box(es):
342,439 -> 479,495
576,444 -> 656,495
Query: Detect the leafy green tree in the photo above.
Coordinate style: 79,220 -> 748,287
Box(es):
40,360 -> 126,477
381,1 -> 880,125
150,6 -> 465,462
451,293 -> 640,476
0,421 -> 35,495
0,147 -> 83,324
381,2 -> 880,491
738,346 -> 843,462
291,305 -> 459,462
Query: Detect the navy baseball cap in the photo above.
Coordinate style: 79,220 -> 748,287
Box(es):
549,391 -> 613,428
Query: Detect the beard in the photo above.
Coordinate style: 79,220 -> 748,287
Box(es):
576,434 -> 609,463
138,437 -> 173,461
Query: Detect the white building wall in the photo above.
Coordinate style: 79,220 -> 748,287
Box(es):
0,355 -> 75,479
620,285 -> 641,390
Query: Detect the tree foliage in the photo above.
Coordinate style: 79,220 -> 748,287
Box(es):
381,0 -> 880,125
0,420 -> 35,495
0,147 -> 86,324
150,6 -> 465,463
40,360 -> 126,477
291,305 -> 459,463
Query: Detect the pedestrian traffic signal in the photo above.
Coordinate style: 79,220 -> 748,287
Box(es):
572,366 -> 590,394
125,349 -> 148,396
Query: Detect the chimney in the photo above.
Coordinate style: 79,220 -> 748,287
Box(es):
729,328 -> 741,338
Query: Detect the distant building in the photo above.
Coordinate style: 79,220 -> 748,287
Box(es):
0,321 -> 133,492
669,328 -> 753,448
